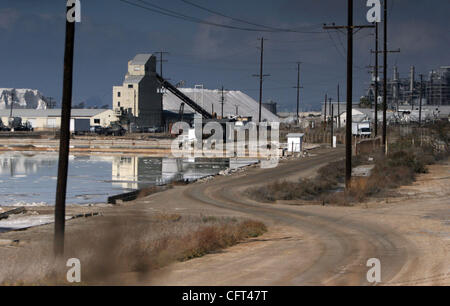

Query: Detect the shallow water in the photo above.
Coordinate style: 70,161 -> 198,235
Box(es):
0,153 -> 256,206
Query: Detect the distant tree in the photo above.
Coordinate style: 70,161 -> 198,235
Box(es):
359,96 -> 372,108
72,102 -> 85,109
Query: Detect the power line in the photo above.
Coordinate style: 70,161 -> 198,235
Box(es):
180,0 -> 323,33
326,30 -> 346,61
119,0 -> 326,34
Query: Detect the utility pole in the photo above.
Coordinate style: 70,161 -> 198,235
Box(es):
323,0 -> 374,188
383,0 -> 393,153
331,104 -> 334,147
410,66 -> 415,111
372,22 -> 379,137
367,1 -> 398,147
345,2 -> 353,189
47,97 -> 56,109
54,7 -> 76,256
329,97 -> 333,122
155,51 -> 169,129
382,0 -> 387,150
323,93 -> 328,128
253,38 -> 269,123
419,74 -> 423,126
337,84 -> 341,128
155,51 -> 169,78
220,86 -> 225,119
294,62 -> 303,125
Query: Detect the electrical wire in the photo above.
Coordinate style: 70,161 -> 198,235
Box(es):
180,0 -> 323,34
118,0 -> 327,34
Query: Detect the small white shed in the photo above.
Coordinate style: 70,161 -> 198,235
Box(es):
287,133 -> 304,153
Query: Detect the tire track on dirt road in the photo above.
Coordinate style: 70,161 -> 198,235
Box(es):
183,149 -> 414,285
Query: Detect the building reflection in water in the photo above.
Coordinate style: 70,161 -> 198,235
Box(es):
0,153 -> 257,206
111,156 -> 237,190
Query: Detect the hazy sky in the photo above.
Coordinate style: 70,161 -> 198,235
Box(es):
0,0 -> 448,111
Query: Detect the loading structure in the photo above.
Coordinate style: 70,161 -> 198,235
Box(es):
156,73 -> 213,119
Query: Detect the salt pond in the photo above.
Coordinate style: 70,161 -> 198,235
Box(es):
0,153 -> 256,206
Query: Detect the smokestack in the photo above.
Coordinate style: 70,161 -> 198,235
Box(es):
393,65 -> 399,81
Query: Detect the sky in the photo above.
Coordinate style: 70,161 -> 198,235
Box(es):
0,0 -> 448,112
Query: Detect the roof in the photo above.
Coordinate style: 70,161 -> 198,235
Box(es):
124,75 -> 145,84
0,109 -> 110,118
130,54 -> 153,65
163,88 -> 279,122
287,133 -> 305,138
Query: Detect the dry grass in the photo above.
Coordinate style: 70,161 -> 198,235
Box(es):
247,122 -> 449,206
246,159 -> 355,204
0,214 -> 266,285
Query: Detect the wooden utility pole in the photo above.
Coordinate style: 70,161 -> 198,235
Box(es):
369,0 -> 398,147
155,51 -> 169,78
54,7 -> 76,256
419,74 -> 423,126
155,51 -> 169,129
331,104 -> 334,147
323,0 -> 374,188
329,97 -> 333,123
345,1 -> 352,189
373,22 -> 379,136
294,62 -> 303,125
337,83 -> 341,128
323,93 -> 328,127
253,38 -> 269,123
220,86 -> 225,119
382,0 -> 388,150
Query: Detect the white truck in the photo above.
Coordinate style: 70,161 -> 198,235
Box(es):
70,118 -> 91,135
352,121 -> 371,136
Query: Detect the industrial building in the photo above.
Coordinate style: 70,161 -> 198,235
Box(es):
162,88 -> 279,122
2,54 -> 280,133
0,109 -> 117,131
113,54 -> 279,130
112,54 -> 163,128
366,65 -> 450,109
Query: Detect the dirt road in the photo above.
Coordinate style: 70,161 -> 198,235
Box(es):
1,148 -> 448,285
140,149 -> 449,286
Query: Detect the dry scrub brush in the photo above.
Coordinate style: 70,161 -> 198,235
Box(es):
0,214 -> 266,285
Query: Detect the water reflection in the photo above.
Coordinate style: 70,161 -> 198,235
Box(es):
0,153 -> 255,206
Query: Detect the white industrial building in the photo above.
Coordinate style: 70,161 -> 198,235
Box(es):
162,88 -> 279,122
113,54 -> 279,126
0,109 -> 117,131
112,54 -> 163,128
286,133 -> 304,153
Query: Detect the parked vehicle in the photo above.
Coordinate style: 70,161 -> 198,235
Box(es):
90,126 -> 105,134
352,121 -> 371,136
146,126 -> 162,133
70,118 -> 91,135
102,123 -> 126,136
12,124 -> 34,132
